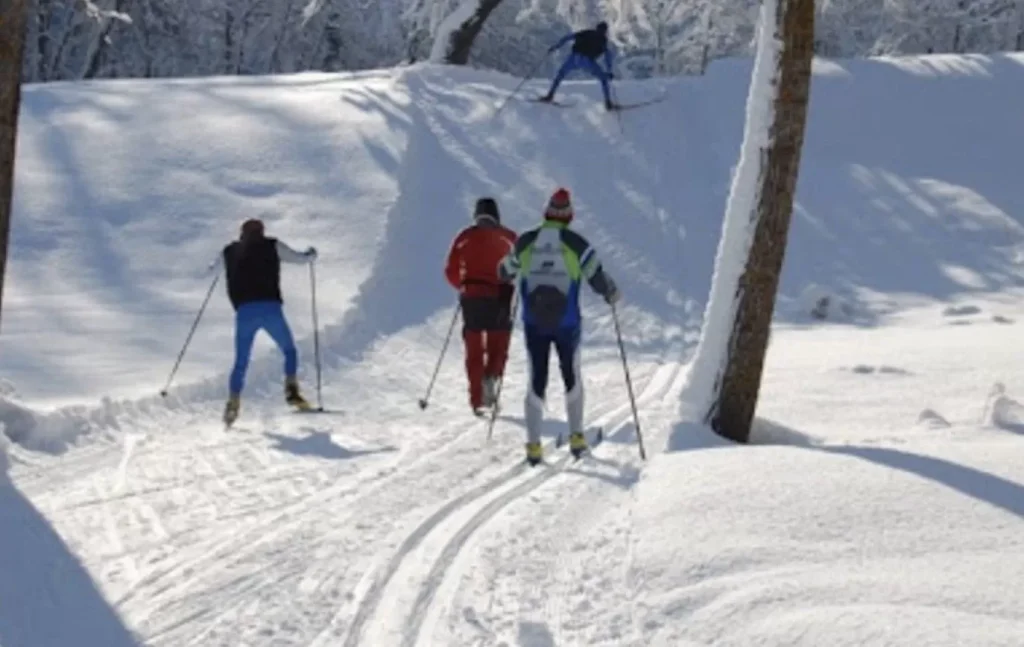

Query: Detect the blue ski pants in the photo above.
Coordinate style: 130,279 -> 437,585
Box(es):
229,301 -> 297,395
547,54 -> 611,102
524,324 -> 581,399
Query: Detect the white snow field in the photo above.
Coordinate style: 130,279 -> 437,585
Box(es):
2,51 -> 1024,646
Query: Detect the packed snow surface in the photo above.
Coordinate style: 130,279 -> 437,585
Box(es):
2,52 -> 1024,646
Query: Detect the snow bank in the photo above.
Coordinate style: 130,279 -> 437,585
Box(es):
632,436 -> 1024,645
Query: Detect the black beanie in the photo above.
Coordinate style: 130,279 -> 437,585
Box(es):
474,197 -> 500,222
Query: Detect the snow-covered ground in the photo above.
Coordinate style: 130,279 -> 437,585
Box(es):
2,51 -> 1023,646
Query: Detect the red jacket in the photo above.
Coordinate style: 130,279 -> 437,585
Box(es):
445,218 -> 517,298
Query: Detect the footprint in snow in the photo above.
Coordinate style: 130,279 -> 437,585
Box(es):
847,365 -> 912,376
943,304 -> 982,317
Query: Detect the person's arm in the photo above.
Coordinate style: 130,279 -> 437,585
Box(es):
445,232 -> 464,289
276,240 -> 316,264
548,31 -> 577,52
604,40 -> 616,74
562,230 -> 620,303
497,230 -> 536,282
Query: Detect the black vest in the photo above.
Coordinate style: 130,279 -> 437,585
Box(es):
223,237 -> 282,310
572,29 -> 607,60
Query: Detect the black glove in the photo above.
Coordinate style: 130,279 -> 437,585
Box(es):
605,285 -> 621,305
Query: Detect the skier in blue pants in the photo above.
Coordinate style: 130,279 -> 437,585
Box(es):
540,21 -> 618,110
210,218 -> 318,426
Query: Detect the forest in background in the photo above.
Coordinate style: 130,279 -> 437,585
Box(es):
24,0 -> 1024,83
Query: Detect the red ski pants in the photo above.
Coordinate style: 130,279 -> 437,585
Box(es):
460,295 -> 514,408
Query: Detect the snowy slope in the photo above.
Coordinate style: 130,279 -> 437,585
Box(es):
2,52 -> 1024,646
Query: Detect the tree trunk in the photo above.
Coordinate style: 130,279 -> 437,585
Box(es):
0,0 -> 27,331
431,0 -> 506,65
705,0 -> 814,444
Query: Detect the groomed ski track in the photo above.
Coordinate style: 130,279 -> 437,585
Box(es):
5,66 -> 696,646
340,358 -> 683,647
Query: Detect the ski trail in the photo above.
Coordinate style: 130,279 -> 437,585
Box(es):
421,358 -> 683,647
342,356 -> 676,647
404,361 -> 683,647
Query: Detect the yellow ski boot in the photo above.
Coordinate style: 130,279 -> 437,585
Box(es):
525,441 -> 544,467
569,431 -> 589,459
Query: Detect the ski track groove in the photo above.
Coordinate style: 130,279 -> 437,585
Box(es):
128,414 -> 485,643
342,354 -> 680,647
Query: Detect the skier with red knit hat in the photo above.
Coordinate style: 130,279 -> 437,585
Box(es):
498,187 -> 620,465
445,197 -> 518,415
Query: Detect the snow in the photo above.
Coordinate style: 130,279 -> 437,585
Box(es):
2,50 -> 1024,646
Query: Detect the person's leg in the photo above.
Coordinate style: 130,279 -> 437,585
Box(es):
555,325 -> 586,451
229,304 -> 262,397
544,54 -> 582,100
523,324 -> 553,448
461,298 -> 488,411
260,302 -> 307,406
261,303 -> 299,380
581,57 -> 612,106
484,292 -> 513,399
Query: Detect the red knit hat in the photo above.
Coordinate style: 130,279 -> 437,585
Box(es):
544,188 -> 573,222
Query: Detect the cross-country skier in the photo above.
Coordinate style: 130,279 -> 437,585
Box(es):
497,188 -> 621,465
540,21 -> 617,110
211,218 -> 318,426
445,198 -> 518,416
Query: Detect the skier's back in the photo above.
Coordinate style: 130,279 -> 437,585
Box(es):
498,188 -> 621,465
445,198 -> 518,414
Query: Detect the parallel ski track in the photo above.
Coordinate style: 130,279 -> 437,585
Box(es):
342,357 -> 680,647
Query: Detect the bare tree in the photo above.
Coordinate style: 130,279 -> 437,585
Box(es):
0,0 -> 27,329
704,0 -> 814,444
435,0 -> 506,64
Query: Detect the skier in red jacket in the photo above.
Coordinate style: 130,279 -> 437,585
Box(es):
444,198 -> 518,415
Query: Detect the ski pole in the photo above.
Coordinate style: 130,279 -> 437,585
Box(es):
309,260 -> 324,411
611,301 -> 645,460
492,52 -> 549,119
161,272 -> 220,397
419,303 -> 461,410
487,289 -> 519,440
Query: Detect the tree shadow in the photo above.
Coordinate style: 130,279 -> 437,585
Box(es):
263,429 -> 397,461
0,482 -> 141,646
823,444 -> 1024,519
748,417 -> 1024,519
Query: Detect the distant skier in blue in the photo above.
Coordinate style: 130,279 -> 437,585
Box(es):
540,21 -> 617,110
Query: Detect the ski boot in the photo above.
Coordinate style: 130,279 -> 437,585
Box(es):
525,441 -> 543,466
223,395 -> 240,427
284,377 -> 312,411
605,98 -> 617,111
568,431 -> 589,459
